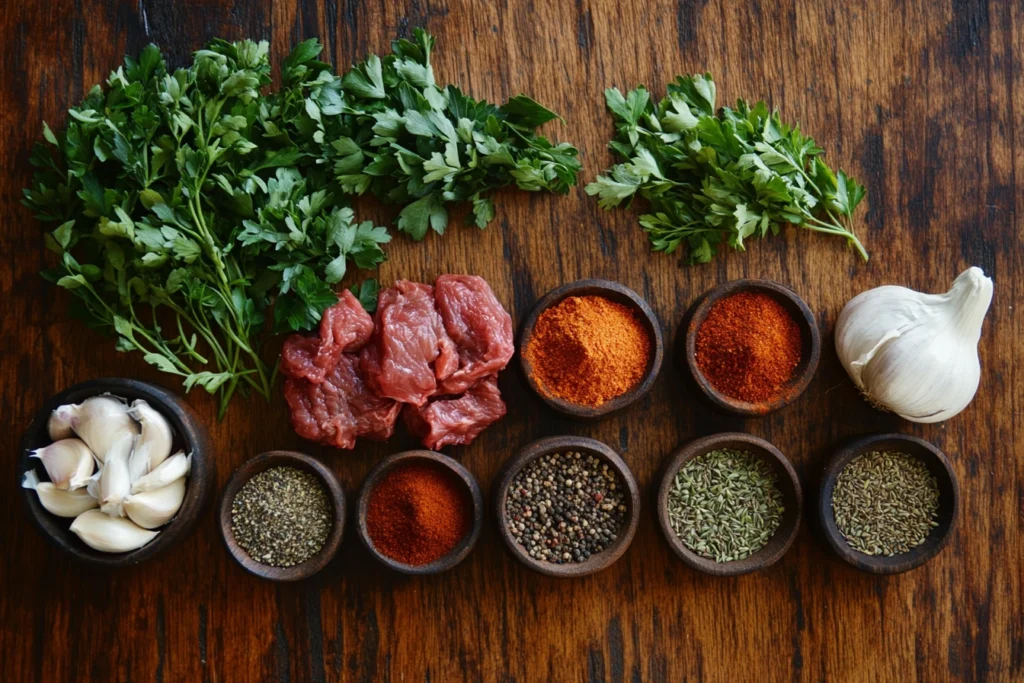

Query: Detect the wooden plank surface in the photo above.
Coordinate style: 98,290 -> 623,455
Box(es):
1,0 -> 1021,680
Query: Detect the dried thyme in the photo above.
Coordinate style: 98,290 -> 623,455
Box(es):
667,449 -> 784,563
231,467 -> 331,567
831,450 -> 940,556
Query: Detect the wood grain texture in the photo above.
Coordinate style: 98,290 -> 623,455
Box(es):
1,0 -> 1021,680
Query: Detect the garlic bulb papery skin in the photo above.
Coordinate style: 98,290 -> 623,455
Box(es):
29,438 -> 95,490
47,410 -> 75,440
22,470 -> 99,517
127,399 -> 173,483
132,452 -> 190,494
60,396 -> 139,463
835,266 -> 993,423
124,477 -> 186,529
70,509 -> 159,553
97,433 -> 134,517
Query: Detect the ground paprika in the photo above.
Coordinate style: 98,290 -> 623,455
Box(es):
694,291 -> 802,403
523,295 -> 652,407
365,462 -> 471,566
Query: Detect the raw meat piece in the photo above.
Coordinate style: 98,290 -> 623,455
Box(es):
280,289 -> 373,384
363,281 -> 458,406
284,354 -> 400,449
434,275 -> 515,394
404,375 -> 507,449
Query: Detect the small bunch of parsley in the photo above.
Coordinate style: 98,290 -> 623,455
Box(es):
586,74 -> 867,263
285,29 -> 582,239
23,40 -> 389,416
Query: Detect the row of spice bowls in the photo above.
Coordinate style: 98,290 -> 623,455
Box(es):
17,378 -> 958,578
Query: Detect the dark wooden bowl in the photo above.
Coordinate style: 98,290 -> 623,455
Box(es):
683,279 -> 820,416
818,433 -> 958,574
656,432 -> 802,576
219,451 -> 345,582
18,378 -> 214,567
519,279 -> 664,420
494,436 -> 640,577
355,450 -> 483,575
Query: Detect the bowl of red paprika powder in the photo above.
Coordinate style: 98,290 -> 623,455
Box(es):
356,450 -> 483,575
519,279 -> 664,421
684,279 -> 821,416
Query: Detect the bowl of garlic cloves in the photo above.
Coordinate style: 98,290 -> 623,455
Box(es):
19,378 -> 213,566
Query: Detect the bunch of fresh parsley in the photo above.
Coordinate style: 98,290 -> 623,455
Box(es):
283,29 -> 582,239
586,74 -> 867,263
23,40 -> 390,416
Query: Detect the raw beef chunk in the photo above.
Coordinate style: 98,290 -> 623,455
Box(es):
434,275 -> 515,395
404,375 -> 507,449
363,281 -> 458,406
280,289 -> 373,383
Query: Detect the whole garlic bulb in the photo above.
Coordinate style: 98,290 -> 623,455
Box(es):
835,267 -> 993,423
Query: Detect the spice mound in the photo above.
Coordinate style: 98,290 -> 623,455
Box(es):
231,467 -> 332,568
524,295 -> 652,407
832,451 -> 940,556
695,291 -> 802,404
505,451 -> 628,564
667,449 -> 785,563
366,462 -> 471,566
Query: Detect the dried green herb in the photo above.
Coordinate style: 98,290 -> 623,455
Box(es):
832,450 -> 940,556
667,448 -> 784,563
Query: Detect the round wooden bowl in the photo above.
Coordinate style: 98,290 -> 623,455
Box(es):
519,279 -> 664,420
657,433 -> 802,576
355,450 -> 483,575
219,451 -> 345,582
494,436 -> 640,577
18,378 -> 214,567
818,433 -> 958,574
683,279 -> 820,416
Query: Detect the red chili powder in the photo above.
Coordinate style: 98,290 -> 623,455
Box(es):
694,291 -> 803,404
365,462 -> 471,566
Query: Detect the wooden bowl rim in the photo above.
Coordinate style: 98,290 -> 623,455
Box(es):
817,433 -> 959,575
519,278 -> 665,421
218,451 -> 346,582
355,450 -> 483,575
684,279 -> 821,417
494,436 -> 640,578
656,432 -> 803,576
18,378 -> 213,567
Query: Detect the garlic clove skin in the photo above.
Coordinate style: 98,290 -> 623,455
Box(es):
97,432 -> 135,517
62,396 -> 139,463
69,509 -> 159,553
835,267 -> 993,423
127,400 -> 173,483
29,438 -> 95,490
47,409 -> 75,441
124,477 -> 187,529
131,451 -> 191,494
22,470 -> 99,517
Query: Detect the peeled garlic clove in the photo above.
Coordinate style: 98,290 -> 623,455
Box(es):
131,451 -> 191,494
61,395 -> 139,463
22,470 -> 99,517
47,409 -> 75,440
97,433 -> 134,517
127,399 -> 173,482
70,509 -> 158,553
29,438 -> 95,490
124,477 -> 186,529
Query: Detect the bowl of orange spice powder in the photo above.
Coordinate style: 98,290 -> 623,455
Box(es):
520,279 -> 664,420
684,279 -> 821,416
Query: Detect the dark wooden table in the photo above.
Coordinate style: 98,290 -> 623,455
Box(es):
2,1 -> 1021,680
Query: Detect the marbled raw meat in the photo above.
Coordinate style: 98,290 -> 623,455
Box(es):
434,275 -> 514,395
280,289 -> 373,383
284,354 -> 400,449
363,281 -> 458,406
404,375 -> 507,449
